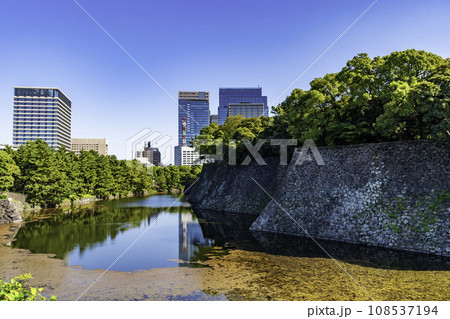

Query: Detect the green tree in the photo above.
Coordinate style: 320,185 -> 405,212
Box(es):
165,166 -> 181,191
109,156 -> 130,197
194,115 -> 274,161
0,151 -> 20,192
154,167 -> 167,192
179,165 -> 202,190
79,150 -> 98,195
55,147 -> 82,202
375,50 -> 449,139
14,140 -> 69,207
93,155 -> 114,199
278,49 -> 449,145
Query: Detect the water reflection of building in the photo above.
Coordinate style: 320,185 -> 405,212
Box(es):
178,213 -> 213,263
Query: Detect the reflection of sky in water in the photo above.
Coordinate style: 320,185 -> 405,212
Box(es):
12,195 -> 449,274
69,212 -> 181,270
105,194 -> 191,208
14,195 -> 216,272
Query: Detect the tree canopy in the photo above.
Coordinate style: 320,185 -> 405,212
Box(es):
2,140 -> 201,207
194,49 -> 449,162
280,49 -> 449,145
0,151 -> 20,192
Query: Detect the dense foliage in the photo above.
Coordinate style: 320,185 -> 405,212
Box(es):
153,165 -> 202,192
15,206 -> 192,258
0,273 -> 56,301
195,49 -> 449,160
194,116 -> 281,162
0,150 -> 20,192
1,140 -> 201,207
279,49 -> 449,145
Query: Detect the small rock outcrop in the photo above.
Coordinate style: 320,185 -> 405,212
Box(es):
0,199 -> 22,224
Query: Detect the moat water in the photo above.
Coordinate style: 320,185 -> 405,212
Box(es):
2,194 -> 449,300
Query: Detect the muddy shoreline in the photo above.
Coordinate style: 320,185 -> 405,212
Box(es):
1,223 -> 449,301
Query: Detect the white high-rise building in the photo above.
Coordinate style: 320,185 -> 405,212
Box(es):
13,87 -> 71,149
175,145 -> 208,166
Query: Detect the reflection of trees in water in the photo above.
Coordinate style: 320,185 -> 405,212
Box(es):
194,208 -> 259,248
11,205 -> 193,259
11,203 -> 449,272
193,207 -> 450,271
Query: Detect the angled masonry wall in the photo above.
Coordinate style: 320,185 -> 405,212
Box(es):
187,157 -> 288,215
250,140 -> 450,257
188,140 -> 450,256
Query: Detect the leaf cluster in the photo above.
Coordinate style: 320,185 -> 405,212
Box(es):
279,49 -> 449,145
0,273 -> 56,301
152,165 -> 202,192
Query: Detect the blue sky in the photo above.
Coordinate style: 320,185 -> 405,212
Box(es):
0,0 -> 449,162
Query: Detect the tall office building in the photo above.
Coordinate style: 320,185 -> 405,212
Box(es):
218,87 -> 268,125
227,103 -> 265,118
71,138 -> 108,156
13,87 -> 71,149
177,91 -> 210,146
175,91 -> 210,166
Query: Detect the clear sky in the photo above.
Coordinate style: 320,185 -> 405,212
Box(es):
0,0 -> 449,162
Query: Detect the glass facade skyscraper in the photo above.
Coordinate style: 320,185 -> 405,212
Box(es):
175,91 -> 210,165
218,87 -> 268,125
227,103 -> 265,118
13,87 -> 71,149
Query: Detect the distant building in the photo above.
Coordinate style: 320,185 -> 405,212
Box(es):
71,138 -> 108,156
13,87 -> 71,149
210,114 -> 218,124
178,91 -> 210,146
218,87 -> 268,125
137,142 -> 161,166
176,91 -> 210,165
227,102 -> 265,118
175,145 -> 208,166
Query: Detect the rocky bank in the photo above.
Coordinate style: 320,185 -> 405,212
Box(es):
0,199 -> 22,224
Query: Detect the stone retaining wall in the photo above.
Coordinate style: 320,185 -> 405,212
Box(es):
251,140 -> 450,256
0,199 -> 22,224
189,140 -> 450,256
186,158 -> 288,214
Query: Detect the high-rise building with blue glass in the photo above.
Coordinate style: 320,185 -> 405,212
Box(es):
175,91 -> 210,166
218,87 -> 268,125
13,87 -> 71,149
